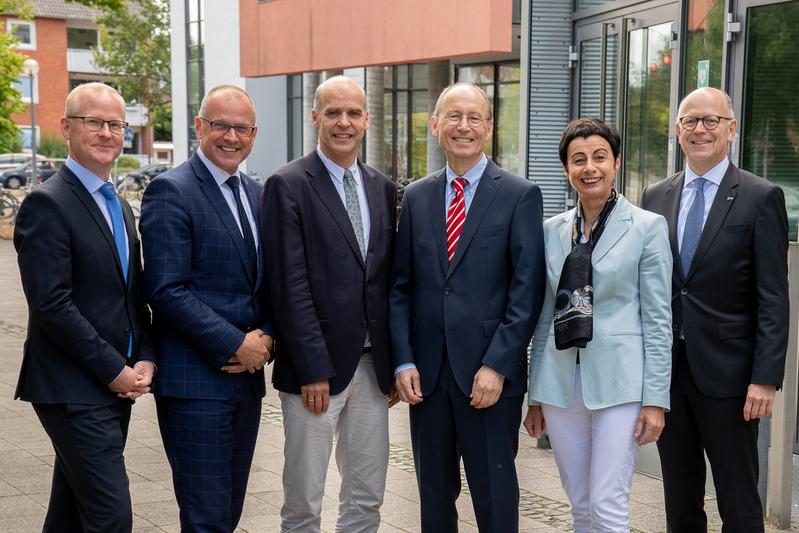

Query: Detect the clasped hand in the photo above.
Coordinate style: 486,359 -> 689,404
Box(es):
223,330 -> 273,374
109,361 -> 155,400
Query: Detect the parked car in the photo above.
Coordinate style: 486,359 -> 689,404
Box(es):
0,158 -> 64,189
0,153 -> 46,171
118,163 -> 172,192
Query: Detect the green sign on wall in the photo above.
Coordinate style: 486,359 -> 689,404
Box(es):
697,60 -> 710,88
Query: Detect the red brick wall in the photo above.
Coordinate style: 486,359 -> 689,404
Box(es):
3,16 -> 69,142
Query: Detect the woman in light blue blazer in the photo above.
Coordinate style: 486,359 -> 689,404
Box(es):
523,118 -> 672,532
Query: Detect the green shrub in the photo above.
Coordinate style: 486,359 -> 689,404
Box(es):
116,155 -> 141,169
38,133 -> 68,158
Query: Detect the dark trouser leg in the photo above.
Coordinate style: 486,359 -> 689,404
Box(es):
34,401 -> 133,533
230,387 -> 262,527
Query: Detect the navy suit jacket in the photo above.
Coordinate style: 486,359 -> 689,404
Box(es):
14,166 -> 155,404
261,151 -> 396,395
389,160 -> 546,398
141,153 -> 270,400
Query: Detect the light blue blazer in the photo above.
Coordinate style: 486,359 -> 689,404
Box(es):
528,195 -> 673,410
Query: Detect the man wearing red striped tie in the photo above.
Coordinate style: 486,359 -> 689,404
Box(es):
389,83 -> 546,532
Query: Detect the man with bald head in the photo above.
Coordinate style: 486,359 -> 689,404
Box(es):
389,83 -> 545,531
14,82 -> 156,532
261,75 -> 397,532
141,85 -> 273,532
641,87 -> 788,531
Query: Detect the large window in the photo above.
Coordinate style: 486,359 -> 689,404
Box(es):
384,64 -> 428,184
682,0 -> 724,94
7,19 -> 35,50
456,62 -> 521,176
287,75 -> 303,160
13,75 -> 38,104
67,27 -> 99,50
185,0 -> 204,154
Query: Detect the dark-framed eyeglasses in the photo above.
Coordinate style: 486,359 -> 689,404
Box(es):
678,115 -> 733,131
439,112 -> 490,127
199,117 -> 256,137
67,116 -> 129,135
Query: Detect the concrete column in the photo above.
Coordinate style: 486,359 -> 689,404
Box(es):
426,60 -> 450,173
302,72 -> 320,153
366,66 -> 385,173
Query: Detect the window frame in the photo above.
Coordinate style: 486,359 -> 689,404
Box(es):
7,19 -> 36,50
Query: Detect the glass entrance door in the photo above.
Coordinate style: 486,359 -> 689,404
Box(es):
574,3 -> 680,202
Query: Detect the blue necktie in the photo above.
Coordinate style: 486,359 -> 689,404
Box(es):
100,182 -> 131,358
680,177 -> 707,276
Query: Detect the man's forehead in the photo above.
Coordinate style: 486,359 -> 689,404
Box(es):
74,91 -> 125,117
440,87 -> 488,112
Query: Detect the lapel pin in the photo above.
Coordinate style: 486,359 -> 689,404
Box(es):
726,196 -> 734,201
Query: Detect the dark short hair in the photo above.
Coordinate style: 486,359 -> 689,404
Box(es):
558,118 -> 621,167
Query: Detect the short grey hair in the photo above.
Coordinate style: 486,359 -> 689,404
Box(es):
64,82 -> 125,117
432,82 -> 493,120
199,85 -> 256,123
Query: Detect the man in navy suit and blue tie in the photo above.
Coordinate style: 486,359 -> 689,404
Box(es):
641,87 -> 789,531
141,85 -> 273,533
389,83 -> 546,532
15,82 -> 156,532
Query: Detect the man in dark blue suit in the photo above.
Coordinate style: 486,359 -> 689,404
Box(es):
141,85 -> 273,533
390,83 -> 546,532
15,82 -> 156,532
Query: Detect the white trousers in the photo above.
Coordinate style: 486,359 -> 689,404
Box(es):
279,355 -> 389,533
542,366 -> 641,533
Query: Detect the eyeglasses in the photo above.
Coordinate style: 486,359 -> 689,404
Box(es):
199,117 -> 256,137
678,115 -> 733,131
67,116 -> 129,135
438,112 -> 489,127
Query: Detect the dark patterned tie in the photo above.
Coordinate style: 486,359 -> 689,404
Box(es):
446,177 -> 468,262
680,177 -> 707,275
226,176 -> 257,279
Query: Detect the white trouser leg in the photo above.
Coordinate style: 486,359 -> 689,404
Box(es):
334,355 -> 389,533
542,366 -> 641,533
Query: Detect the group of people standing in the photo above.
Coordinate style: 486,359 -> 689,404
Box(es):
12,75 -> 788,533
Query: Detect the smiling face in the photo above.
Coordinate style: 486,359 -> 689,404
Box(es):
676,88 -> 737,175
59,86 -> 125,180
430,85 -> 493,174
194,88 -> 257,175
312,77 -> 369,168
564,135 -> 620,208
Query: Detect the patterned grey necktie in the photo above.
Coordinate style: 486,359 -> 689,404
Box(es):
343,169 -> 366,260
680,177 -> 707,275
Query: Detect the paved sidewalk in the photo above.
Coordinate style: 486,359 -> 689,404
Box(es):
0,238 -> 796,532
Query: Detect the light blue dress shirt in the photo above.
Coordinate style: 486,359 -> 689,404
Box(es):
197,148 -> 259,249
677,158 -> 729,251
316,146 -> 371,249
65,156 -> 129,253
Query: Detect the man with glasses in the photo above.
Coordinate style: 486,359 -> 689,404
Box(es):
140,85 -> 273,532
389,83 -> 546,531
14,82 -> 156,532
641,87 -> 789,531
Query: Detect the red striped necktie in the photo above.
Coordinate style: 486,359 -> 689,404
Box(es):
446,177 -> 469,262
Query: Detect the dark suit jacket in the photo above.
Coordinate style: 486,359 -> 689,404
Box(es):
261,151 -> 396,395
141,153 -> 269,400
389,160 -> 546,398
14,166 -> 155,405
641,163 -> 789,398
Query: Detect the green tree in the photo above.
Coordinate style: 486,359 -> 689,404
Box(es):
92,0 -> 171,138
0,0 -> 33,152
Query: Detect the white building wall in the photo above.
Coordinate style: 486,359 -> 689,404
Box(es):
170,0 -> 188,164
202,0 -> 244,90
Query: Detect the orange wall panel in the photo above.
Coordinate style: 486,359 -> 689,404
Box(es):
4,17 -> 70,141
239,0 -> 513,77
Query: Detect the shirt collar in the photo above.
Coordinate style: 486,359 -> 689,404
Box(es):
65,156 -> 109,194
684,157 -> 729,189
446,155 -> 488,188
197,148 -> 240,187
316,146 -> 359,184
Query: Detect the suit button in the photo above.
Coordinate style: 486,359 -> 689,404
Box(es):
361,320 -> 368,328
680,288 -> 688,295
123,328 -> 131,336
443,288 -> 452,296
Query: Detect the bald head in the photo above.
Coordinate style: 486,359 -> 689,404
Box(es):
313,76 -> 366,112
65,82 -> 125,118
199,85 -> 256,123
433,83 -> 493,120
678,87 -> 734,120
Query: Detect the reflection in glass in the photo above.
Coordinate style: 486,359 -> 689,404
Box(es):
411,93 -> 428,179
458,65 -> 494,85
67,28 -> 98,50
384,93 -> 394,177
624,22 -> 672,203
499,64 -> 520,83
742,0 -> 799,239
497,83 -> 520,175
397,92 -> 409,180
579,34 -> 618,125
683,0 -> 723,93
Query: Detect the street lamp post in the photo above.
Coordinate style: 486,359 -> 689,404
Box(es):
22,58 -> 39,188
